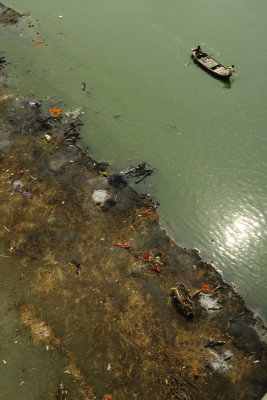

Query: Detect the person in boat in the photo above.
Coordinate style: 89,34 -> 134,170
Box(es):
224,65 -> 235,76
228,65 -> 235,75
194,45 -> 202,56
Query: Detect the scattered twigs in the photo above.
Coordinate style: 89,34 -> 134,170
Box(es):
159,370 -> 198,400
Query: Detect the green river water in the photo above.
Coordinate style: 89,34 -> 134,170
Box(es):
1,0 -> 267,324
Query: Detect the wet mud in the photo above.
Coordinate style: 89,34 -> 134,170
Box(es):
1,10 -> 267,400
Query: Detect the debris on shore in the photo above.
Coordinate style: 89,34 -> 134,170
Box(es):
172,283 -> 195,318
0,21 -> 267,400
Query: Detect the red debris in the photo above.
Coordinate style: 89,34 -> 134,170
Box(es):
194,371 -> 200,378
114,242 -> 130,249
143,253 -> 149,259
144,209 -> 153,215
153,265 -> 162,273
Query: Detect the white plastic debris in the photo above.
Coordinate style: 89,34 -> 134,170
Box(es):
12,180 -> 23,190
198,293 -> 220,313
208,348 -> 233,373
92,189 -> 109,203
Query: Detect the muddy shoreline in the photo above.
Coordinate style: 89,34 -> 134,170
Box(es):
1,4 -> 267,400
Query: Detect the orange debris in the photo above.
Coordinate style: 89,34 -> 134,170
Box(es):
49,107 -> 62,118
200,284 -> 211,293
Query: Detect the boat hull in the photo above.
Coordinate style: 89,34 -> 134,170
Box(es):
192,48 -> 232,79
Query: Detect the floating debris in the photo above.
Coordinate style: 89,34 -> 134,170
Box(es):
27,100 -> 41,108
120,162 -> 153,184
49,107 -> 62,118
65,107 -> 82,119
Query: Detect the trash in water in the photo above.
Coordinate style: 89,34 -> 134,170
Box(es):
2,360 -> 7,365
44,133 -> 52,142
49,107 -> 62,118
92,189 -> 109,203
43,270 -> 49,274
34,41 -> 45,46
120,162 -> 153,184
1,198 -> 6,202
143,253 -> 149,259
27,100 -> 41,107
81,82 -> 86,91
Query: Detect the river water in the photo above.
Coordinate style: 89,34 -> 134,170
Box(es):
2,0 -> 267,323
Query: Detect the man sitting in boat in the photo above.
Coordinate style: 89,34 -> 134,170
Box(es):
193,45 -> 207,58
222,65 -> 235,76
194,45 -> 202,56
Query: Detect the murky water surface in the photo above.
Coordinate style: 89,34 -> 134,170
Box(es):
1,0 -> 267,323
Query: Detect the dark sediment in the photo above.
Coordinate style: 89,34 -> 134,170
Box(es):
1,12 -> 267,400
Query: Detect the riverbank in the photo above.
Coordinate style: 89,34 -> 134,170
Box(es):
1,66 -> 267,400
1,4 -> 267,400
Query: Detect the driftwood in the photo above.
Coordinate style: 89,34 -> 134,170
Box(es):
120,162 -> 153,184
172,283 -> 195,318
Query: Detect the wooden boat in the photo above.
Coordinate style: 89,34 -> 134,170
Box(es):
192,47 -> 234,78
